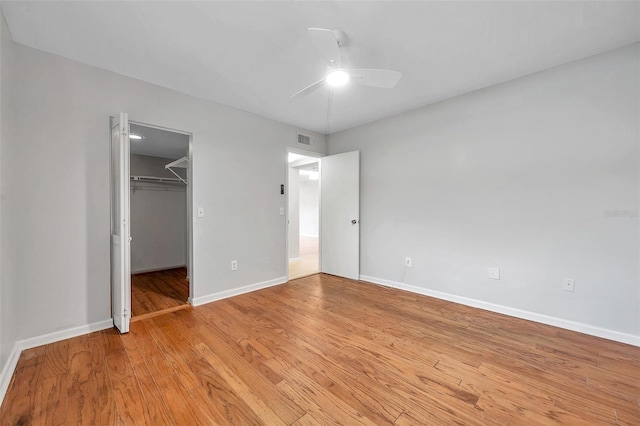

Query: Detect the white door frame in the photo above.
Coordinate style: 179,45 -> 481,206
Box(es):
111,117 -> 195,311
285,147 -> 323,281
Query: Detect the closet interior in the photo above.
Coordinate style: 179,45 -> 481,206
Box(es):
129,123 -> 190,318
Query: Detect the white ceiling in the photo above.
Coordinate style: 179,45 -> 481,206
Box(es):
2,2 -> 638,134
129,123 -> 188,160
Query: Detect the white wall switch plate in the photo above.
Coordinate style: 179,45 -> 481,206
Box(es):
487,267 -> 500,280
197,207 -> 205,218
405,257 -> 412,267
231,260 -> 238,271
279,207 -> 284,215
563,278 -> 575,292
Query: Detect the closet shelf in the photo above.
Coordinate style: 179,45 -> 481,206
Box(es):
165,156 -> 189,184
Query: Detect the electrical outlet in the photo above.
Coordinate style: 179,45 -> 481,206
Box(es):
231,260 -> 238,271
405,257 -> 412,267
563,278 -> 575,292
487,267 -> 500,280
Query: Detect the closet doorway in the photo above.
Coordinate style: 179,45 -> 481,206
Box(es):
288,151 -> 321,279
129,122 -> 191,320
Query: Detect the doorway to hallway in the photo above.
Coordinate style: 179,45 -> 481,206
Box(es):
288,152 -> 320,279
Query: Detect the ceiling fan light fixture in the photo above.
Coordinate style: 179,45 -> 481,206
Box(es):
326,69 -> 350,87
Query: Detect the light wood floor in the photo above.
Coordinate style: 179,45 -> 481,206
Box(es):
2,273 -> 639,425
131,268 -> 189,318
289,236 -> 319,279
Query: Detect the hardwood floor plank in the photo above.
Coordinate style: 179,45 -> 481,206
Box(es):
136,380 -> 177,425
2,273 -> 639,425
31,374 -> 67,426
105,350 -> 134,382
193,333 -> 302,424
99,328 -> 126,357
109,376 -> 153,425
143,353 -> 175,383
66,378 -> 98,425
67,337 -> 93,385
188,357 -> 266,425
3,361 -> 43,425
39,341 -> 68,380
144,318 -> 201,390
154,374 -> 213,425
131,267 -> 188,317
290,412 -> 321,425
18,346 -> 47,368
276,377 -> 374,426
94,369 -> 118,426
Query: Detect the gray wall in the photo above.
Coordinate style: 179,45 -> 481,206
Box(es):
299,178 -> 319,237
0,11 -> 15,370
130,154 -> 187,274
329,44 -> 639,338
288,168 -> 300,259
3,42 -> 325,341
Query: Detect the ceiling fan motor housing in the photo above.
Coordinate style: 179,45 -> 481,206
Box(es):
332,29 -> 347,47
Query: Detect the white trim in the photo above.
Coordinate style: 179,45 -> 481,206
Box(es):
0,318 -> 113,404
359,275 -> 640,347
360,275 -> 398,288
0,342 -> 21,405
17,319 -> 114,351
128,119 -> 191,136
190,276 -> 287,307
131,264 -> 187,275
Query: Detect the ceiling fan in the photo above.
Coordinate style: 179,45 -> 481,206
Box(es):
291,28 -> 402,99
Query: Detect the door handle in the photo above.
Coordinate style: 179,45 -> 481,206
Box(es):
128,236 -> 133,242
351,219 -> 358,225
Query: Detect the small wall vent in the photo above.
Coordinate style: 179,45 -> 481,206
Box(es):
297,133 -> 313,146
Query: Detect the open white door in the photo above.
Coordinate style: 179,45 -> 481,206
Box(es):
321,151 -> 360,280
110,113 -> 131,333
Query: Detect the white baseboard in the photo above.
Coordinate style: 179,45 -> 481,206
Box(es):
190,276 -> 287,307
0,342 -> 21,407
359,275 -> 640,347
0,318 -> 113,404
132,264 -> 186,275
17,319 -> 114,351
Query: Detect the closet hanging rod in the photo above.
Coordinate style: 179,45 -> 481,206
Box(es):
130,175 -> 184,184
130,185 -> 185,193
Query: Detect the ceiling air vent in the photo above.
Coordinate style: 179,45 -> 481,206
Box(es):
297,133 -> 313,146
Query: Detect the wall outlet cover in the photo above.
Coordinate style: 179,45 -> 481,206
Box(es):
563,278 -> 575,292
487,267 -> 500,280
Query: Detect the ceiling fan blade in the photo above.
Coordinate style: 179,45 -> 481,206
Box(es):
350,69 -> 401,88
308,28 -> 342,67
291,78 -> 326,99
